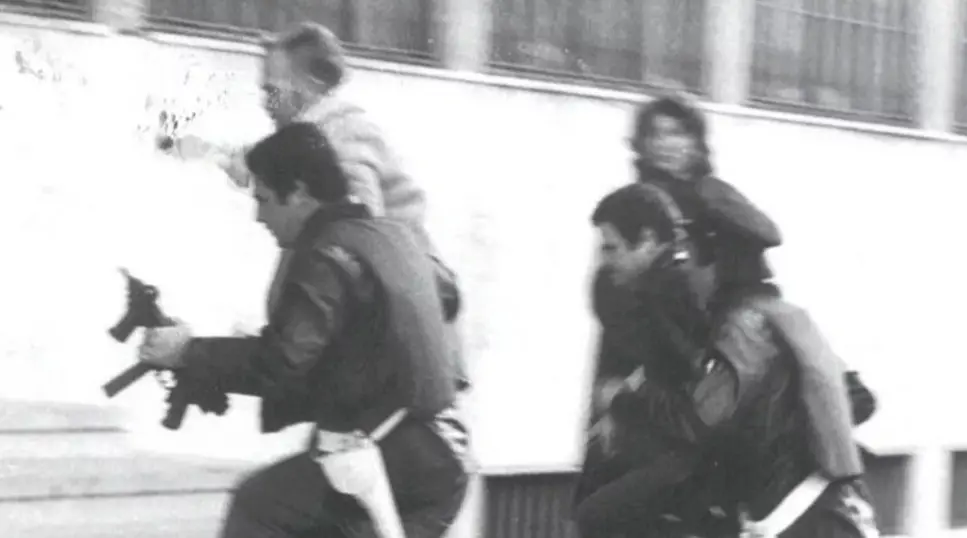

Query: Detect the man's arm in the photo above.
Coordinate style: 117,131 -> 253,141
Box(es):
610,357 -> 741,448
766,302 -> 865,478
576,354 -> 744,533
611,304 -> 782,447
695,176 -> 782,248
178,245 -> 361,398
159,134 -> 256,189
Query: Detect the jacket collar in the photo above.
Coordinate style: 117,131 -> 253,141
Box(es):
293,201 -> 371,250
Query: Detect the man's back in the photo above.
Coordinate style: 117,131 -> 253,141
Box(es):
708,290 -> 876,537
299,95 -> 428,228
272,209 -> 456,430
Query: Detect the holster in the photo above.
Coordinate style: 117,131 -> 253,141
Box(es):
312,409 -> 409,538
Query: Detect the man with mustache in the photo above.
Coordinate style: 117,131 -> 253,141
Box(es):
575,183 -> 879,538
138,122 -> 469,538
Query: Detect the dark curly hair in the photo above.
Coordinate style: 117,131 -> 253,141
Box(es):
631,93 -> 712,178
244,122 -> 348,203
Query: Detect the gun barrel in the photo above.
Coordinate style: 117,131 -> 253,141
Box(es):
103,362 -> 153,397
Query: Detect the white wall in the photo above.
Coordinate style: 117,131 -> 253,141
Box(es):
1,21 -> 965,483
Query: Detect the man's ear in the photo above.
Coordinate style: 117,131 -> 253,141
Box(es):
290,181 -> 314,206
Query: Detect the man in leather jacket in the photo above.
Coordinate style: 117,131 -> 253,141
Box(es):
575,183 -> 878,538
138,122 -> 469,538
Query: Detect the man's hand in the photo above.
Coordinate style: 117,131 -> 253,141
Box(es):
138,322 -> 193,369
594,378 -> 627,415
157,134 -> 216,161
158,134 -> 252,188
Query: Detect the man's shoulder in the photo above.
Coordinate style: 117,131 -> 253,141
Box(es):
321,214 -> 410,238
306,96 -> 375,132
717,294 -> 774,334
288,236 -> 369,290
306,216 -> 417,262
711,293 -> 785,375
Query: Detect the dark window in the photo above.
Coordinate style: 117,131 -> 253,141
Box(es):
0,0 -> 91,21
749,0 -> 917,124
147,0 -> 436,63
490,0 -> 706,93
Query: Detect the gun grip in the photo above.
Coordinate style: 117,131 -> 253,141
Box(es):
103,362 -> 153,397
109,314 -> 140,343
161,396 -> 190,430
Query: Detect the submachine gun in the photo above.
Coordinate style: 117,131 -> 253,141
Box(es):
103,269 -> 227,429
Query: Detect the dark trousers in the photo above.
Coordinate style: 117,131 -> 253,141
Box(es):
573,444 -> 734,538
219,419 -> 468,538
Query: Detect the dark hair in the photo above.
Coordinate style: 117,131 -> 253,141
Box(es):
264,22 -> 346,88
244,122 -> 348,203
591,184 -> 677,245
632,93 -> 712,176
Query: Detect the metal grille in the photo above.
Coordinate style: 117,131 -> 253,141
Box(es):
0,0 -> 90,20
750,0 -> 917,124
952,451 -> 967,528
480,459 -> 910,536
956,5 -> 967,132
863,453 -> 909,535
484,472 -> 580,538
489,0 -> 706,93
146,0 -> 436,63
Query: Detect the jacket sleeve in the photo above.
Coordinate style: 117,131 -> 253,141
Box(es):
578,357 -> 746,532
767,303 -> 865,478
695,176 -> 782,247
180,245 -> 363,399
610,357 -> 741,448
610,306 -> 776,447
323,108 -> 387,216
224,143 -> 254,188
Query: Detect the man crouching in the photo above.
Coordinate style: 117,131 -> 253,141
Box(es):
137,122 -> 469,538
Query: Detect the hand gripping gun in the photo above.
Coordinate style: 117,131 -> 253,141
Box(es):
104,269 -> 226,429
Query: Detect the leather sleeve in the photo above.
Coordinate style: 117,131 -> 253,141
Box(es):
611,304 -> 775,446
610,358 -> 740,448
180,245 -> 371,400
695,176 -> 782,248
252,245 -> 370,400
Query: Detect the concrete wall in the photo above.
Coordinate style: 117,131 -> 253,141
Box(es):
1,15 -> 965,536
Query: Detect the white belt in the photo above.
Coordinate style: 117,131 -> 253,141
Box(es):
740,473 -> 830,538
315,409 -> 409,454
